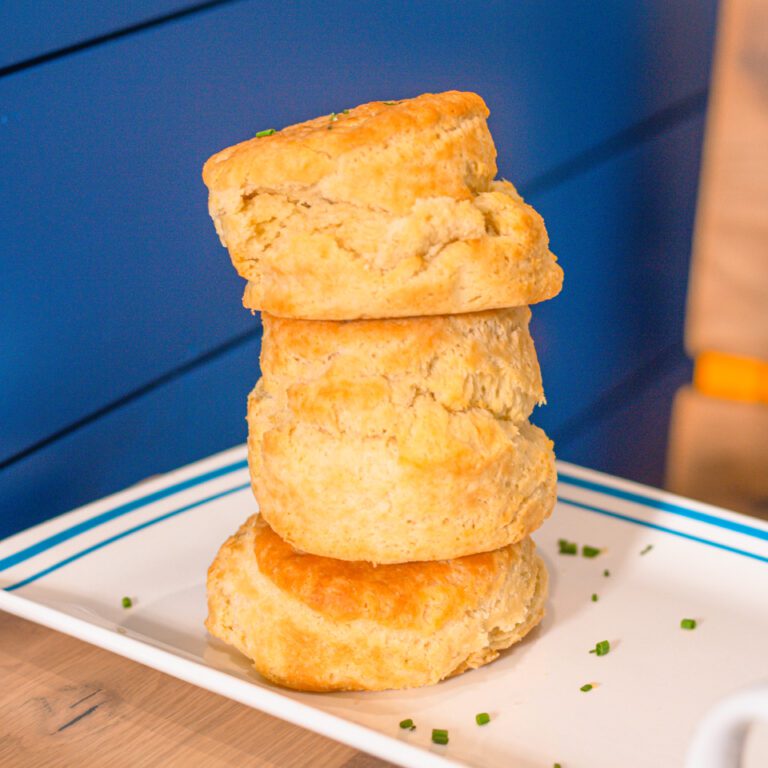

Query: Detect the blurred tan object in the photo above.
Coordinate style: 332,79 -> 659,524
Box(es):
668,388 -> 768,519
667,0 -> 768,516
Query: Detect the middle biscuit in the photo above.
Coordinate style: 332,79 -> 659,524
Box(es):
248,308 -> 557,563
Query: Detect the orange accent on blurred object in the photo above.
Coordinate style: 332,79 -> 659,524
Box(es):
694,351 -> 768,404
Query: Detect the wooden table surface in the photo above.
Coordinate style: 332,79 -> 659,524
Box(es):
0,611 -> 392,768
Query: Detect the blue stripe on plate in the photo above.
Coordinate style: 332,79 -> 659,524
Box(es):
559,496 -> 768,564
3,482 -> 251,592
558,472 -> 768,542
3,459 -> 764,584
5,486 -> 765,593
0,458 -> 248,572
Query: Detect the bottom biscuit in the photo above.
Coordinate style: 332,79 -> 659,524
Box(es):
206,514 -> 548,691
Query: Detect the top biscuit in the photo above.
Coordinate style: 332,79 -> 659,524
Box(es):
203,91 -> 494,213
203,91 -> 563,319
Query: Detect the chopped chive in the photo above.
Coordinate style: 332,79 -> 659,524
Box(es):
383,100 -> 397,105
399,718 -> 415,730
475,712 -> 490,726
558,539 -> 578,555
255,129 -> 276,138
589,640 -> 610,656
580,683 -> 593,692
591,593 -> 599,602
121,596 -> 132,609
603,569 -> 610,577
582,545 -> 601,558
432,729 -> 449,745
681,618 -> 697,630
640,544 -> 653,556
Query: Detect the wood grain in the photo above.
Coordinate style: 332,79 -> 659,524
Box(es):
0,611 -> 392,768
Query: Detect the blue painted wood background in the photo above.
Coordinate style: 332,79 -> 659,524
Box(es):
0,0 -> 717,537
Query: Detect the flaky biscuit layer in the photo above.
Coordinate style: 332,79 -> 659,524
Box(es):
206,514 -> 547,691
204,91 -> 495,214
249,308 -> 555,562
203,92 -> 563,319
248,385 -> 556,563
260,307 -> 544,425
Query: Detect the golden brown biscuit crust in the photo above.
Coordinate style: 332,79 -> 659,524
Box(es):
248,308 -> 555,562
236,183 -> 563,319
254,517 -> 500,630
248,383 -> 556,563
203,91 -> 495,213
206,515 -> 548,691
260,307 -> 544,424
203,91 -> 563,319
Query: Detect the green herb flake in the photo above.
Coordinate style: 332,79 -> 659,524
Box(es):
329,112 -> 339,122
591,593 -> 599,602
603,569 -> 610,577
432,729 -> 449,745
255,129 -> 276,138
589,640 -> 610,656
383,100 -> 397,105
580,683 -> 593,692
582,545 -> 601,558
558,539 -> 578,556
475,712 -> 491,726
121,596 -> 132,609
640,544 -> 653,556
680,618 -> 697,630
399,718 -> 416,730
342,108 -> 350,114
554,764 -> 563,768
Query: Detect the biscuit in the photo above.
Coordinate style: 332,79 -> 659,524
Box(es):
203,91 -> 494,214
249,308 -> 554,562
260,307 -> 544,425
248,391 -> 556,563
203,91 -> 563,319
206,514 -> 548,691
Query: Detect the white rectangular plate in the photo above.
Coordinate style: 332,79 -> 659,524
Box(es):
2,445 -> 767,767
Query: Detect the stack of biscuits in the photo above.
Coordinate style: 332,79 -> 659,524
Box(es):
202,92 -> 563,692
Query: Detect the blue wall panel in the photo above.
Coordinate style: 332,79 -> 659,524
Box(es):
0,2 -> 199,69
0,333 -> 260,540
529,114 -> 705,439
557,356 -> 692,488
